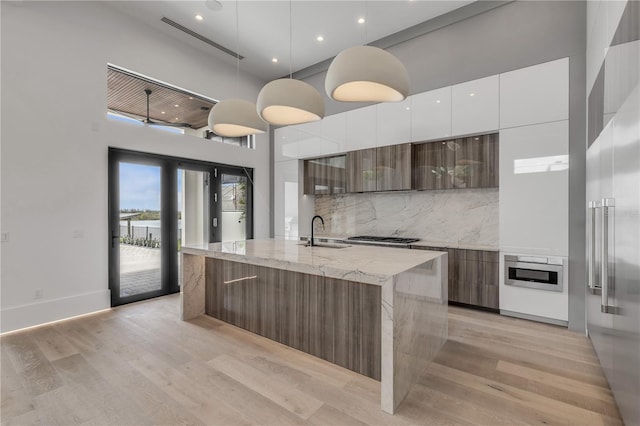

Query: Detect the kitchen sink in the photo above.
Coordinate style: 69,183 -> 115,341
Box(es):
313,242 -> 350,249
299,241 -> 351,249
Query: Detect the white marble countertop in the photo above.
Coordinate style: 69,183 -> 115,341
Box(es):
181,239 -> 445,286
300,234 -> 499,252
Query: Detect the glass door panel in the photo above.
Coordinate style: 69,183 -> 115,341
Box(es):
221,173 -> 248,241
177,168 -> 211,287
119,162 -> 162,298
109,149 -> 253,306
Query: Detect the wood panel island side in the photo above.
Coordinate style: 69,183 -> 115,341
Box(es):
180,239 -> 447,414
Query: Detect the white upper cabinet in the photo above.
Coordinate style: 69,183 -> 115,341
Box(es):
411,86 -> 452,142
500,58 -> 569,129
296,119 -> 322,137
294,117 -> 327,159
346,104 -> 377,151
451,75 -> 499,136
297,128 -> 326,159
376,98 -> 411,147
499,120 -> 569,257
321,113 -> 347,155
273,159 -> 299,240
273,126 -> 300,162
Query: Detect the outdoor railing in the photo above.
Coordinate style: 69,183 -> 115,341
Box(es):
119,225 -> 181,249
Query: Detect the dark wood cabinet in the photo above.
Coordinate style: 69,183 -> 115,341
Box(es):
376,144 -> 412,191
413,133 -> 498,190
347,144 -> 412,192
412,140 -> 456,190
205,258 -> 381,380
346,149 -> 377,192
454,134 -> 499,189
411,246 -> 499,310
303,155 -> 347,195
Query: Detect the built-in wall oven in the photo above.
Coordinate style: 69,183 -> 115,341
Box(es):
504,255 -> 564,292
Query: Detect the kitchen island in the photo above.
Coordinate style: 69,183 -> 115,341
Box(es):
180,239 -> 447,414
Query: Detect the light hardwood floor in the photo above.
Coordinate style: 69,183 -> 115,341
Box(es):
1,295 -> 622,425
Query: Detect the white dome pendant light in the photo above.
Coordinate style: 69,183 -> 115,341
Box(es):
209,99 -> 267,137
208,1 -> 267,137
256,0 -> 324,126
325,2 -> 409,103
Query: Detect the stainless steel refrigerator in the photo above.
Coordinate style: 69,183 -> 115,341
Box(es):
586,34 -> 640,425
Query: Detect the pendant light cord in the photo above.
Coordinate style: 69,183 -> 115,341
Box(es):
235,0 -> 240,95
289,0 -> 293,79
364,0 -> 368,45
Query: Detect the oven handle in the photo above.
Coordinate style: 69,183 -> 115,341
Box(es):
587,201 -> 600,294
601,198 -> 617,314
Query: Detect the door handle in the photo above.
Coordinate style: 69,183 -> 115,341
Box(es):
587,201 -> 600,294
600,197 -> 617,314
111,231 -> 120,248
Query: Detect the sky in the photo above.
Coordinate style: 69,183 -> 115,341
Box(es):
119,163 -> 183,211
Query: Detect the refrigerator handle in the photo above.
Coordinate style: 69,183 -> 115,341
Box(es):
587,201 -> 600,294
601,198 -> 617,314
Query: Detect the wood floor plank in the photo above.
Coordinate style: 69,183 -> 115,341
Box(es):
424,362 -> 608,425
435,342 -> 620,419
177,359 -> 307,425
0,295 -> 622,426
403,382 -> 528,426
2,333 -> 63,397
208,354 -> 324,420
496,360 -> 615,402
305,404 -> 367,426
32,386 -> 94,425
30,327 -> 79,362
0,345 -> 35,420
128,352 -> 254,425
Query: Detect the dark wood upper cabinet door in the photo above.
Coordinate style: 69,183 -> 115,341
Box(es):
303,155 -> 347,195
346,148 -> 377,192
412,140 -> 455,190
376,144 -> 412,191
453,134 -> 499,189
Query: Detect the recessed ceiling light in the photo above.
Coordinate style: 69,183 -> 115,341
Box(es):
358,17 -> 365,24
189,96 -> 194,100
161,111 -> 166,114
316,35 -> 324,42
474,137 -> 480,140
405,107 -> 410,111
436,100 -> 441,103
469,93 -> 475,97
174,104 -> 180,107
272,57 -> 278,63
175,117 -> 180,120
195,14 -> 204,21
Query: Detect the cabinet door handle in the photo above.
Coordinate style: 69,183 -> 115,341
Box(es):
587,201 -> 600,294
601,198 -> 617,314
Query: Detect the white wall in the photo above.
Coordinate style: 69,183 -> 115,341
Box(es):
0,1 -> 270,332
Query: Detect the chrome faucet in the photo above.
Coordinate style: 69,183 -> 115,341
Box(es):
310,215 -> 325,247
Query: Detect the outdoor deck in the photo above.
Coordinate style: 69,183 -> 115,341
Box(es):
119,245 -> 181,297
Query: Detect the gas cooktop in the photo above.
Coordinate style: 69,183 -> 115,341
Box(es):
347,236 -> 420,245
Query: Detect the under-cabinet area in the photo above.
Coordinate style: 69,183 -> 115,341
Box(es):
412,246 -> 499,310
303,133 -> 498,195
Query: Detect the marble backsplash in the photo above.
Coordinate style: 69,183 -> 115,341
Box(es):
314,189 -> 498,247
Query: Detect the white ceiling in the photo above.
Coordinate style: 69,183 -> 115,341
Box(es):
107,1 -> 474,82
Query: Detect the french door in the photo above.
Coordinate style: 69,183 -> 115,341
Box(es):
108,148 -> 253,307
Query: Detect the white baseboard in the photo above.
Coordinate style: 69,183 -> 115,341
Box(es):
1,290 -> 111,333
500,309 -> 568,327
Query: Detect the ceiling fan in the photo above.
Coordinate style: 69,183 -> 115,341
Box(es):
140,89 -> 193,129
